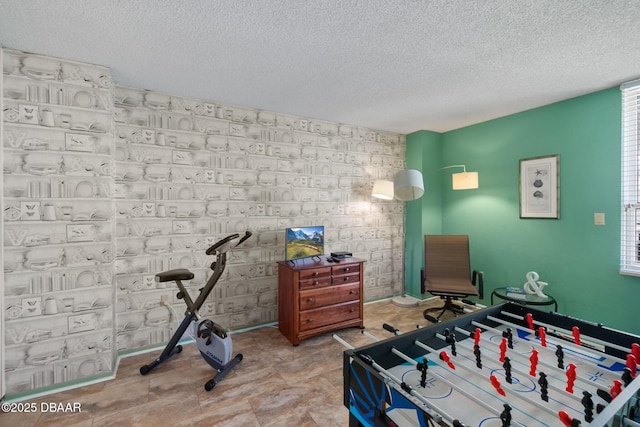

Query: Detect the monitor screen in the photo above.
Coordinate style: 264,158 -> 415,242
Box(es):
285,226 -> 324,261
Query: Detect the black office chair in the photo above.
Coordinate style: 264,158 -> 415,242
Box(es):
422,235 -> 484,319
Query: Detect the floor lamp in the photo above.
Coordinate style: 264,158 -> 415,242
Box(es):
372,170 -> 425,308
392,169 -> 424,307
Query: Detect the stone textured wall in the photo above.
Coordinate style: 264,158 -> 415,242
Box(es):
2,47 -> 406,396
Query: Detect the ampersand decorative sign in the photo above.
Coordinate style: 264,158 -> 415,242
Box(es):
523,271 -> 549,298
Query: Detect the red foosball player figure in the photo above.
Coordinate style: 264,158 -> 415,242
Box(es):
565,363 -> 576,394
572,326 -> 581,346
626,354 -> 637,378
474,328 -> 481,346
558,410 -> 581,427
529,348 -> 539,376
439,351 -> 455,370
499,337 -> 507,363
526,313 -> 534,330
632,343 -> 640,362
538,326 -> 547,347
610,379 -> 623,400
490,375 -> 506,396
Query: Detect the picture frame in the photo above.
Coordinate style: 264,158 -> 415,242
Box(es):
65,133 -> 96,152
21,297 -> 42,317
18,104 -> 39,124
20,201 -> 41,221
172,150 -> 192,165
68,313 -> 97,334
172,220 -> 193,234
67,224 -> 98,242
519,154 -> 559,219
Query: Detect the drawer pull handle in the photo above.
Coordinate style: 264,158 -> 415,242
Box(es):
307,298 -> 314,303
313,272 -> 319,277
344,268 -> 350,272
350,308 -> 355,313
307,319 -> 313,323
344,277 -> 348,281
313,281 -> 319,286
349,290 -> 355,294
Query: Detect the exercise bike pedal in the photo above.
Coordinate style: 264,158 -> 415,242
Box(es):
204,353 -> 243,391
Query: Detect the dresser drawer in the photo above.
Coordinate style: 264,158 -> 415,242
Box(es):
299,276 -> 332,290
332,263 -> 359,275
299,267 -> 331,280
299,301 -> 360,332
332,272 -> 360,286
299,283 -> 360,310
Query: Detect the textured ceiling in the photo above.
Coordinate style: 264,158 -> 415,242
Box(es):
2,0 -> 640,134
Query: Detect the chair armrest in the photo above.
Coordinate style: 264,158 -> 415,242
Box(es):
472,270 -> 484,299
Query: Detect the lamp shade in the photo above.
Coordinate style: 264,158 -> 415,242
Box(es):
372,179 -> 394,200
393,169 -> 424,201
452,171 -> 479,190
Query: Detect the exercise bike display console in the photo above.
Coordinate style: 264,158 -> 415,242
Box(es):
139,231 -> 252,391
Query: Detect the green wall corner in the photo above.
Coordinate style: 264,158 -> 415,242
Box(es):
405,88 -> 638,335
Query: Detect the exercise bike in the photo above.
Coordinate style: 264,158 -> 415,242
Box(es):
139,231 -> 252,391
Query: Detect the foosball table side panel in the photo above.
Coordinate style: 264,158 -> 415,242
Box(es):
344,351 -> 441,427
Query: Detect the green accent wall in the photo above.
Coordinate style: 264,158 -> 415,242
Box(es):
406,87 -> 638,335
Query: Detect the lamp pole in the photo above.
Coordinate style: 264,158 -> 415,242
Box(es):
390,169 -> 424,308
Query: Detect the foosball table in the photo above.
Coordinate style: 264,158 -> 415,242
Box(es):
341,302 -> 640,426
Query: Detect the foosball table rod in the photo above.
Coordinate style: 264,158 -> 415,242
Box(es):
362,329 -> 381,342
333,333 -> 354,350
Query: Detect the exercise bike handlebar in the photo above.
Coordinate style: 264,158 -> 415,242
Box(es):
205,231 -> 252,255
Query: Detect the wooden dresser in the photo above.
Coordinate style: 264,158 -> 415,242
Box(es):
277,257 -> 364,345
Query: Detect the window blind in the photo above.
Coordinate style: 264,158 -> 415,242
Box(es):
621,79 -> 640,275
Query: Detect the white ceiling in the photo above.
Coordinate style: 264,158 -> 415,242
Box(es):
2,0 -> 640,134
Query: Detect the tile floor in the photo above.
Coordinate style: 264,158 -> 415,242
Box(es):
1,298 -> 461,427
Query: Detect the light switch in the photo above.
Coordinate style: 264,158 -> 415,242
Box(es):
594,212 -> 605,226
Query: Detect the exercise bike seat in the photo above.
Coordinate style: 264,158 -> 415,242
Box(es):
155,269 -> 194,283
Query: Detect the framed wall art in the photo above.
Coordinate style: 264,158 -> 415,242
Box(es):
519,154 -> 559,219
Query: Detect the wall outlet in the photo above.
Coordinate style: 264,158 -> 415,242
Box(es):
160,295 -> 170,306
